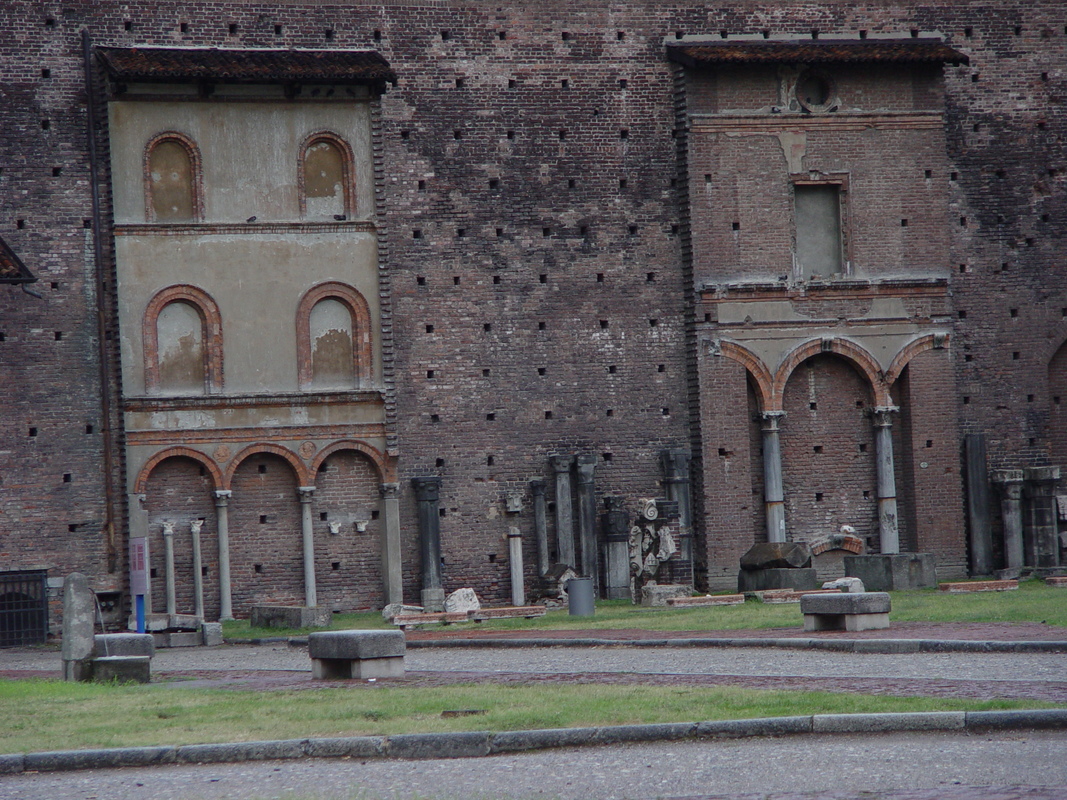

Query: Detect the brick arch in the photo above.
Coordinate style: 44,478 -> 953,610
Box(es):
143,284 -> 224,394
775,337 -> 890,407
297,130 -> 356,218
143,131 -> 203,223
717,339 -> 774,413
225,443 -> 311,488
886,333 -> 951,386
310,440 -> 396,483
134,446 -> 223,494
296,281 -> 373,390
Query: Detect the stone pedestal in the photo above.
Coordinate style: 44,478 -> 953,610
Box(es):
308,630 -> 405,680
640,583 -> 691,607
844,553 -> 937,591
992,469 -> 1026,571
1024,466 -> 1060,568
61,572 -> 95,682
737,567 -> 819,593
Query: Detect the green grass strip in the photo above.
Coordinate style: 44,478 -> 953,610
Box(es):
0,679 -> 1058,754
221,579 -> 1067,639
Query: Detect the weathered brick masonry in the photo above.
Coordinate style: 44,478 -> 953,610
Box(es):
1,0 -> 1065,620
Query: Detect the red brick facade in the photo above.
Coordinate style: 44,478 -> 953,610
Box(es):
1,1 -> 1064,622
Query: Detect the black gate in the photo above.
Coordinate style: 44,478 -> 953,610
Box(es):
0,570 -> 49,647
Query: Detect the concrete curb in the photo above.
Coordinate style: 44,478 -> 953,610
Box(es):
3,709 -> 1066,775
399,637 -> 1067,653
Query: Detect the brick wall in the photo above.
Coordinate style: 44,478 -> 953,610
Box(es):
1,0 -> 1066,610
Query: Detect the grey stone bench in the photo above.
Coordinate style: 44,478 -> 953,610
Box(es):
92,656 -> 151,683
307,630 -> 405,680
251,605 -> 332,629
800,591 -> 891,632
93,633 -> 155,658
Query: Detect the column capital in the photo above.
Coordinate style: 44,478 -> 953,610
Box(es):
760,410 -> 785,431
991,468 -> 1025,486
870,406 -> 900,427
550,454 -> 575,473
213,489 -> 232,506
161,521 -> 175,537
297,486 -> 316,502
379,481 -> 401,499
412,475 -> 442,502
528,479 -> 546,497
575,453 -> 597,484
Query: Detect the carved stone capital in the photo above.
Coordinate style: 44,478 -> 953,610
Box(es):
297,486 -> 316,503
161,521 -> 175,537
760,411 -> 785,432
379,481 -> 400,500
575,453 -> 597,484
550,454 -> 575,473
528,479 -> 546,498
412,476 -> 442,502
870,406 -> 899,428
213,489 -> 232,507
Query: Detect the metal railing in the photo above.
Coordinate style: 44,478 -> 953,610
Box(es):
0,570 -> 49,647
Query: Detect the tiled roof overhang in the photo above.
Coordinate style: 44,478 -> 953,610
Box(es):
0,236 -> 36,285
667,39 -> 969,67
97,47 -> 397,89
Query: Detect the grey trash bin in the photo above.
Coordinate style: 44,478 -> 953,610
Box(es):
566,577 -> 595,616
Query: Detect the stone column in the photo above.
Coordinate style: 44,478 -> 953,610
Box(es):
214,490 -> 233,621
379,482 -> 404,605
297,486 -> 318,607
992,469 -> 1025,571
1024,466 -> 1061,568
661,448 -> 693,565
872,407 -> 900,555
61,572 -> 95,682
964,433 -> 994,575
529,479 -> 550,576
576,454 -> 599,592
412,476 -> 445,611
508,526 -> 525,606
161,520 -> 177,616
190,519 -> 205,619
760,412 -> 787,543
550,455 -> 576,569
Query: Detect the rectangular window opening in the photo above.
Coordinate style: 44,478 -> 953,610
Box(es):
794,183 -> 843,280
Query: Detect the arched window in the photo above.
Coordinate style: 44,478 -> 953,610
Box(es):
144,133 -> 202,223
299,133 -> 354,220
143,285 -> 223,395
296,282 -> 372,390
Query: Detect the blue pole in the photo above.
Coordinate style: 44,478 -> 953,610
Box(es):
135,594 -> 145,634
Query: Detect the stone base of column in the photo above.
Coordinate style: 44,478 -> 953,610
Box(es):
844,554 -> 937,591
737,567 -> 819,593
421,587 -> 446,613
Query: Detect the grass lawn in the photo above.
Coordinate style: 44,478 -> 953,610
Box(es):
0,679 -> 1057,754
221,578 -> 1067,639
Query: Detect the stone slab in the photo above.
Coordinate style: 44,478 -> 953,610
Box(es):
92,656 -> 151,684
128,613 -> 171,632
308,629 -> 406,661
640,583 -> 691,607
813,712 -> 964,733
939,580 -> 1018,593
250,605 -> 332,629
1046,576 -> 1067,586
93,633 -> 154,658
382,603 -> 423,620
311,655 -> 405,680
469,606 -> 547,620
667,594 -> 745,607
800,592 -> 891,615
392,612 -> 468,628
153,631 -> 202,648
737,568 -> 820,593
844,553 -> 937,591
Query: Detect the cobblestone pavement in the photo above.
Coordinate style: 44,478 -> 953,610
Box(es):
3,731 -> 1065,800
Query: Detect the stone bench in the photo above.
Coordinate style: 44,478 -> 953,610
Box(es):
392,612 -> 469,629
93,633 -> 154,659
667,594 -> 745,607
469,606 -> 547,621
938,580 -> 1018,593
307,630 -> 405,680
92,656 -> 151,684
801,592 -> 891,632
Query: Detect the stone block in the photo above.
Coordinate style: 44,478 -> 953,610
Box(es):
821,577 -> 865,593
308,630 -> 405,661
381,603 -> 423,620
469,606 -> 547,620
92,656 -> 151,683
844,553 -> 937,591
127,612 -> 170,632
421,587 -> 446,613
201,622 -> 223,646
737,567 -> 820,593
250,605 -> 332,629
1046,576 -> 1067,587
168,614 -> 202,630
804,612 -> 890,632
93,633 -> 154,658
444,587 -> 481,613
739,542 -> 813,570
312,655 -> 405,680
640,583 -> 691,607
156,631 -> 201,648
